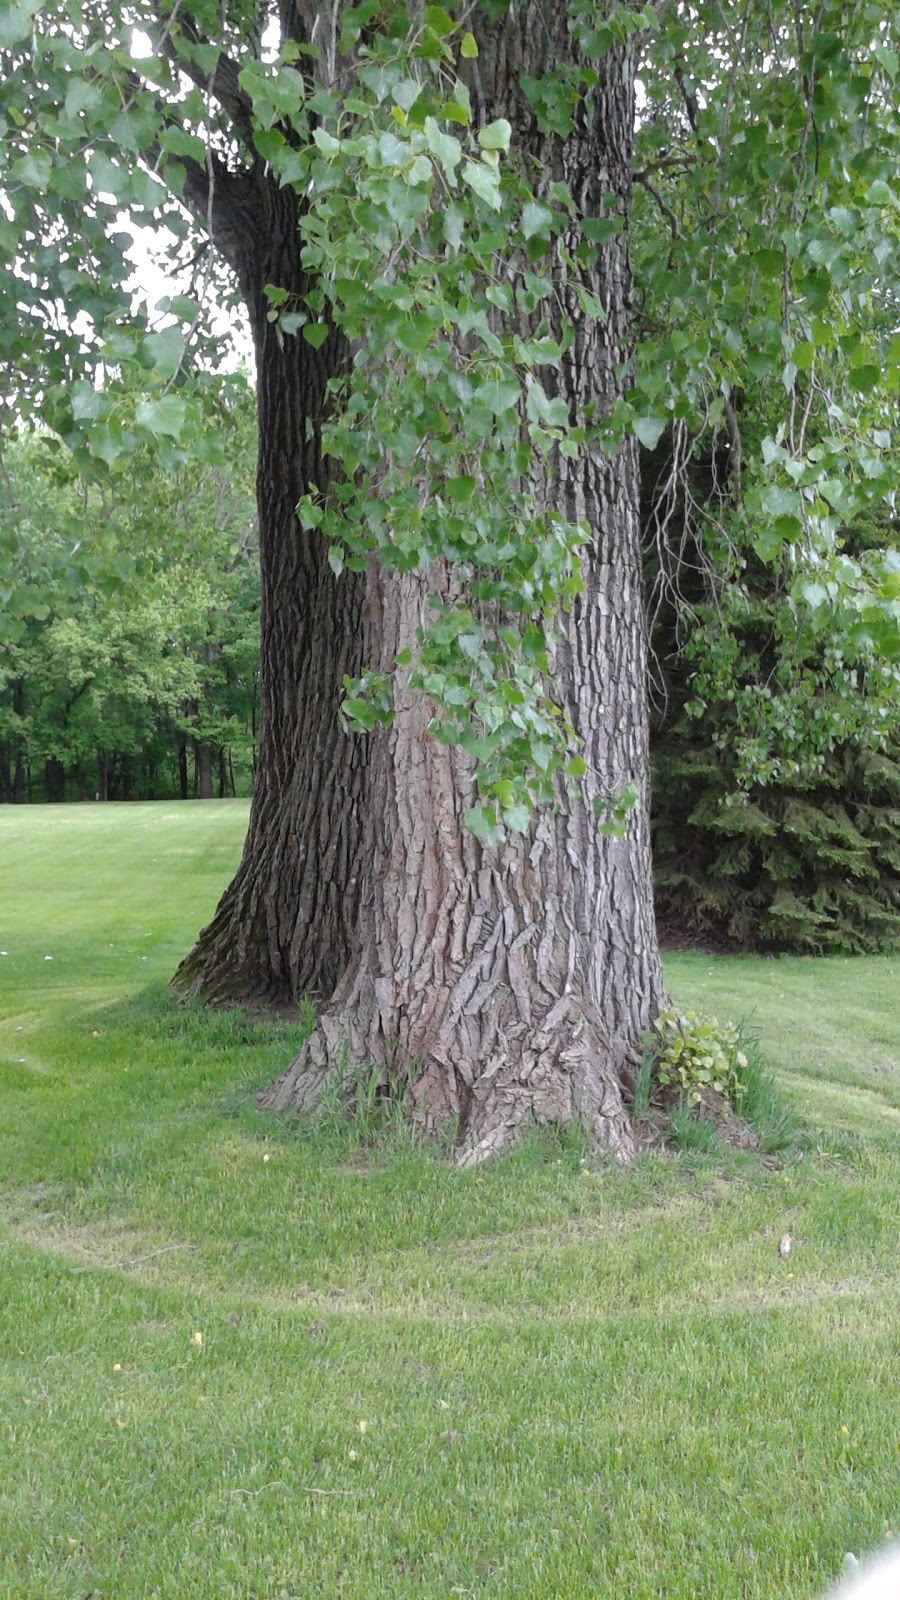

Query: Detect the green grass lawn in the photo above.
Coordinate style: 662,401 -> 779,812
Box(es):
0,802 -> 897,1600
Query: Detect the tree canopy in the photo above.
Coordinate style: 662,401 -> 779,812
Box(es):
3,0 -> 899,838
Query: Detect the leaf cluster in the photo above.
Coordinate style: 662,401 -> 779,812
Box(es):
653,1006 -> 747,1107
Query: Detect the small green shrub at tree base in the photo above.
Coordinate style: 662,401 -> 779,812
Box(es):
653,1007 -> 748,1108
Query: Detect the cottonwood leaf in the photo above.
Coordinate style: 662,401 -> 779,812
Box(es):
462,161 -> 501,210
478,118 -> 511,152
423,117 -> 462,175
521,201 -> 554,241
143,326 -> 185,381
302,323 -> 330,349
632,415 -> 667,450
135,397 -> 187,438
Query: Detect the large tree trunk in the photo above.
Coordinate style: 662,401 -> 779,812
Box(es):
173,181 -> 369,1007
260,18 -> 667,1159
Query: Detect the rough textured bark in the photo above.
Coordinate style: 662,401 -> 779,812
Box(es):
173,178 -> 368,1007
260,14 -> 667,1159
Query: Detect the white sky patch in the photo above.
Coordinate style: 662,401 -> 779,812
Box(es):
121,221 -> 253,369
121,24 -> 255,368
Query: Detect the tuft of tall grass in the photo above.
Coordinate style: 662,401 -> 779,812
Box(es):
734,1020 -> 800,1153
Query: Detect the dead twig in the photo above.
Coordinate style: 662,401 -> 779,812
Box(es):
71,1243 -> 197,1274
228,1482 -> 356,1498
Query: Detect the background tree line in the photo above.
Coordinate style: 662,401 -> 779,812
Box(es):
0,379 -> 259,806
3,381 -> 897,956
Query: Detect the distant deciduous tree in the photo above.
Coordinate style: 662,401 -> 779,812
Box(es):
0,394 -> 259,803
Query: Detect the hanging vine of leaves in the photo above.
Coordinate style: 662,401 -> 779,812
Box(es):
240,12 -> 619,840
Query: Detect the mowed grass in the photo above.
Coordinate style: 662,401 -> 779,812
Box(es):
0,803 -> 898,1600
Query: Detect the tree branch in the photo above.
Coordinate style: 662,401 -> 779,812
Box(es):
119,57 -> 261,274
673,63 -> 699,133
278,0 -> 312,46
161,16 -> 256,147
634,172 -> 681,242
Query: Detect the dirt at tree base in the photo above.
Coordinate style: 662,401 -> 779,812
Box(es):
636,1086 -> 759,1153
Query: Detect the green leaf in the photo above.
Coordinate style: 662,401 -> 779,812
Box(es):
807,236 -> 842,270
302,323 -> 330,349
444,205 -> 465,249
64,78 -> 100,119
392,77 -> 422,112
848,364 -> 880,394
11,150 -> 51,190
760,486 -> 800,517
424,6 -> 455,34
464,804 -> 502,843
478,380 -> 520,416
342,698 -> 377,729
143,326 -> 185,381
297,498 -> 324,530
159,126 -> 208,166
446,476 -> 476,503
502,803 -> 530,833
88,152 -> 132,200
580,216 -> 622,244
460,32 -> 478,58
0,1 -> 40,47
313,128 -> 341,158
478,118 -> 512,153
461,161 -> 501,210
135,397 -> 187,439
88,421 -> 126,466
521,201 -> 554,241
632,416 -> 667,451
423,117 -> 462,175
526,384 -> 568,428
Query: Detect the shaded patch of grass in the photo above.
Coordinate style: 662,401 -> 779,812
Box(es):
667,1095 -> 724,1152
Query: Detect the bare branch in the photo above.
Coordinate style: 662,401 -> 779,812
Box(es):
673,63 -> 699,133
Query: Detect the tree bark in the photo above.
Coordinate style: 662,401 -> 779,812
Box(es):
45,757 -> 65,802
194,738 -> 214,800
172,179 -> 369,1007
260,16 -> 667,1159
